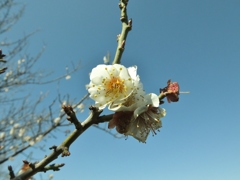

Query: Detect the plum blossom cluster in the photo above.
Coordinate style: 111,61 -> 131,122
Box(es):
87,64 -> 167,143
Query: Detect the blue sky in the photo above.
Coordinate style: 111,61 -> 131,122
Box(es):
2,0 -> 240,179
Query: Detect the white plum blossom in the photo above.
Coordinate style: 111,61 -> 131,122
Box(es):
29,140 -> 35,146
18,59 -> 25,64
109,93 -> 166,143
18,128 -> 26,137
128,94 -> 166,142
77,103 -> 84,110
88,64 -> 139,109
54,117 -> 61,124
48,174 -> 54,179
23,136 -> 31,142
37,117 -> 43,124
88,63 -> 168,142
14,123 -> 20,128
9,127 -> 15,135
77,103 -> 85,113
65,75 -> 71,80
127,108 -> 166,142
0,132 -> 5,140
5,70 -> 13,77
35,135 -> 43,142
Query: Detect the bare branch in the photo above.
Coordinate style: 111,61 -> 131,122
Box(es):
11,105 -> 113,180
0,93 -> 89,164
112,0 -> 132,64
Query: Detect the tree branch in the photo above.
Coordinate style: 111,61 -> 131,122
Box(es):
112,0 -> 132,64
0,93 -> 89,164
11,106 -> 113,180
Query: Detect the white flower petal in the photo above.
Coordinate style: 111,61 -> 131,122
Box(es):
77,103 -> 84,109
23,136 -> 31,142
18,128 -> 25,137
36,135 -> 43,142
125,122 -> 150,143
14,123 -> 20,128
109,80 -> 145,112
90,65 -> 110,79
0,132 -> 5,140
91,76 -> 104,85
10,127 -> 14,135
125,98 -> 165,143
133,105 -> 149,119
145,93 -> 159,107
54,117 -> 61,124
127,66 -> 137,80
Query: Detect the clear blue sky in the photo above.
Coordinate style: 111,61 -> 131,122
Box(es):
3,0 -> 240,179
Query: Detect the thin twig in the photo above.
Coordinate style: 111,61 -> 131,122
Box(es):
112,0 -> 132,64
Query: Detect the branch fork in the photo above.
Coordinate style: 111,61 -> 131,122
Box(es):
62,105 -> 83,130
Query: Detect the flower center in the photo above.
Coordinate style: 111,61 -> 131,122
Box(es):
104,76 -> 125,97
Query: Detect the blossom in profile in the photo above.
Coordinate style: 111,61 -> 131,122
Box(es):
127,105 -> 166,143
88,64 -> 139,109
109,93 -> 166,143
